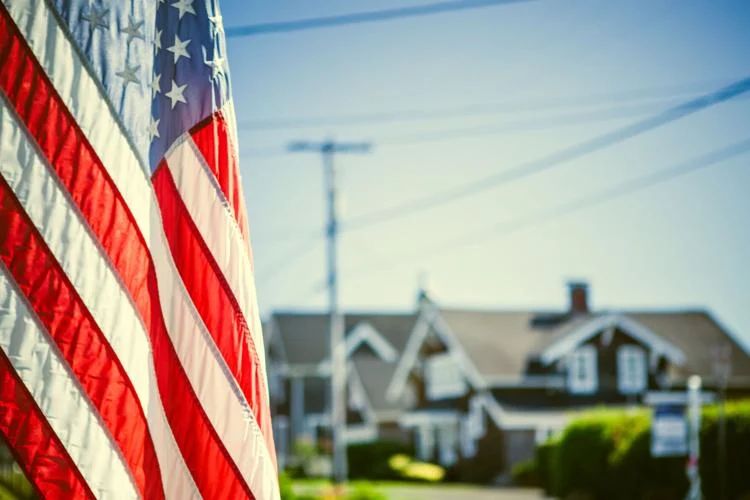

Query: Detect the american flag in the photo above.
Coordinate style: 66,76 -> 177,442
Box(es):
0,0 -> 278,498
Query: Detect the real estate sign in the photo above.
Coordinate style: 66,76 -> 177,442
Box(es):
651,403 -> 688,457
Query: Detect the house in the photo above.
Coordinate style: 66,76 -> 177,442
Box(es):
264,282 -> 750,476
263,312 -> 418,468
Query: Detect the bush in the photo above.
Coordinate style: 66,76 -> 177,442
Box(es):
533,400 -> 750,500
535,436 -> 560,496
345,482 -> 387,500
347,441 -> 413,480
554,410 -> 627,498
511,458 -> 539,487
387,453 -> 445,482
700,400 -> 750,500
279,471 -> 297,500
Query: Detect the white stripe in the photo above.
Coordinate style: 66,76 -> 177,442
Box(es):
0,266 -> 138,499
3,0 -> 151,234
150,212 -> 279,500
4,0 -> 278,496
0,97 -> 199,500
165,135 -> 268,382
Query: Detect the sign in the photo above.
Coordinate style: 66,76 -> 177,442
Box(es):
651,403 -> 688,457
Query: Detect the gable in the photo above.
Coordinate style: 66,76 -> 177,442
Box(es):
346,322 -> 398,362
386,304 -> 486,402
539,314 -> 686,367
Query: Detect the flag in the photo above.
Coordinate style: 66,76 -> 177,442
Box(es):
0,0 -> 278,498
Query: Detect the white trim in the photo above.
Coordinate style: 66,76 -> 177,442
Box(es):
617,344 -> 647,394
540,314 -> 686,365
400,410 -> 460,428
484,374 -> 566,389
343,424 -> 378,444
347,361 -> 378,427
385,308 -> 435,401
425,352 -> 467,400
567,345 -> 598,394
430,312 -> 487,389
345,322 -> 398,363
386,303 -> 486,402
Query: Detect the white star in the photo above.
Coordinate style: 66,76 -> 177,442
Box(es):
154,29 -> 163,51
149,117 -> 160,140
205,56 -> 224,79
202,47 -> 225,79
171,0 -> 196,19
115,63 -> 140,86
165,79 -> 187,109
81,6 -> 109,31
121,16 -> 144,43
151,73 -> 161,97
167,34 -> 191,64
208,13 -> 224,33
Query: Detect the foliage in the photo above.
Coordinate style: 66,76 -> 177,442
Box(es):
386,453 -> 444,483
399,461 -> 445,482
510,458 -> 539,487
530,400 -> 750,500
700,400 -> 750,500
0,446 -> 32,500
279,471 -> 298,500
535,436 -> 560,496
344,482 -> 387,500
347,441 -> 413,480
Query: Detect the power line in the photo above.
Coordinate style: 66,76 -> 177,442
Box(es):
226,0 -> 540,38
341,137 -> 750,278
341,75 -> 750,232
237,78 -> 738,131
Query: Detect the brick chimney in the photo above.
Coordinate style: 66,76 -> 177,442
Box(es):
567,281 -> 589,315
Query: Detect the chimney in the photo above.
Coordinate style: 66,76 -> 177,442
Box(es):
567,281 -> 589,315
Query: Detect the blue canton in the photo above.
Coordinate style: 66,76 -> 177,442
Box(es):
50,0 -> 231,173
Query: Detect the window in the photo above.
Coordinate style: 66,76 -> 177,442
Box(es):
425,353 -> 467,400
567,345 -> 597,394
618,345 -> 647,394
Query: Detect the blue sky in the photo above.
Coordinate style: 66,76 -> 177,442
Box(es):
221,0 -> 750,350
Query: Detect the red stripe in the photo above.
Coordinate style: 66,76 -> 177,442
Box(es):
0,347 -> 94,500
0,7 -> 254,500
0,174 -> 163,499
190,111 -> 251,245
153,164 -> 277,468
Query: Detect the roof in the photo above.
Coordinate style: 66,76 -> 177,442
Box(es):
436,307 -> 750,382
350,355 -> 411,418
267,311 -> 417,366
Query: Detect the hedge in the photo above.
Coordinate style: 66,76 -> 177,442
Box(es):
347,441 -> 414,480
523,400 -> 750,500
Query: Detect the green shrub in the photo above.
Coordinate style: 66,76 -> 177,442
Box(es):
554,410 -> 624,499
347,441 -> 413,480
531,400 -> 750,500
345,482 -> 386,500
700,400 -> 750,500
511,458 -> 539,487
609,416 -> 687,500
278,471 -> 297,500
535,436 -> 560,496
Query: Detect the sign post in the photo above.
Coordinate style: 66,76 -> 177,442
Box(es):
686,375 -> 702,500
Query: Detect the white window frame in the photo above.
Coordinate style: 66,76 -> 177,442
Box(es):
567,345 -> 598,394
425,352 -> 467,400
617,344 -> 647,394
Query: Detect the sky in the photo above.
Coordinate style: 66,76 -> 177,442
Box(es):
220,0 -> 750,351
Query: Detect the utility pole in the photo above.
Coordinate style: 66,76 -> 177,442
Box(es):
288,139 -> 371,484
